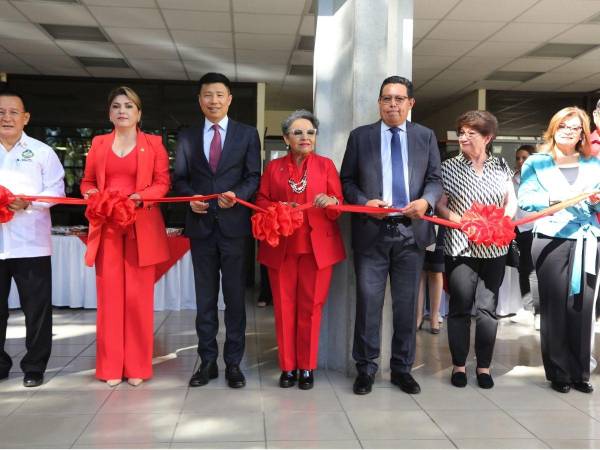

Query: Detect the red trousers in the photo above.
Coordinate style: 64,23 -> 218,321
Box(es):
95,228 -> 155,380
268,254 -> 332,371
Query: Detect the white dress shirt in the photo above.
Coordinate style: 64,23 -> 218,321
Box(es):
203,116 -> 228,162
380,120 -> 410,208
0,132 -> 65,259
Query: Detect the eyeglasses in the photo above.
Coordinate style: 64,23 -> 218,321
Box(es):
457,130 -> 481,139
380,95 -> 409,105
0,110 -> 24,118
289,129 -> 317,138
557,123 -> 582,134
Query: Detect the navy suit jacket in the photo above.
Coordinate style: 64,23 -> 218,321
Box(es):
340,120 -> 443,252
173,118 -> 261,239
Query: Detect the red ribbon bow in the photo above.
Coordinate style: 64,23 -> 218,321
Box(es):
460,203 -> 515,247
251,202 -> 304,247
84,190 -> 136,230
0,185 -> 16,223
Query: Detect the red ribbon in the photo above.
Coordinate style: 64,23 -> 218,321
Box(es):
1,185 -> 596,249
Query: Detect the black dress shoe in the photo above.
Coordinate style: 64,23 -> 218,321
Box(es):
391,372 -> 421,394
23,371 -> 44,388
353,372 -> 374,395
298,369 -> 314,390
279,370 -> 297,388
476,371 -> 494,389
189,360 -> 218,387
450,370 -> 467,388
225,364 -> 246,388
572,381 -> 594,393
551,381 -> 571,393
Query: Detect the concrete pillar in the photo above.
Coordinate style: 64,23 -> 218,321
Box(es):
314,0 -> 414,375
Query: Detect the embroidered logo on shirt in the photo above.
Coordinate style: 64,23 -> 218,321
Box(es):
21,149 -> 34,160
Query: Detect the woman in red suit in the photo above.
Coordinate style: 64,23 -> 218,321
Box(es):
81,86 -> 170,387
256,110 -> 346,390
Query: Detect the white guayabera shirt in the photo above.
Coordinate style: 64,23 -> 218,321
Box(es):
0,132 -> 65,259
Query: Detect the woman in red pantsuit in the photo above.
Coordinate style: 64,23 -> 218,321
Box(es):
81,86 -> 170,387
256,110 -> 346,390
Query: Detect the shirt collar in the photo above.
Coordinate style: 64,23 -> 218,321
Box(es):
204,116 -> 229,133
0,131 -> 28,153
381,120 -> 407,134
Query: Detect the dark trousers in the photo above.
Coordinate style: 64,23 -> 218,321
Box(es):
446,255 -> 506,368
352,235 -> 424,375
515,230 -> 539,314
190,229 -> 247,366
0,256 -> 52,374
532,235 -> 598,383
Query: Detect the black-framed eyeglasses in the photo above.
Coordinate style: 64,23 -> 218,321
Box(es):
380,95 -> 409,105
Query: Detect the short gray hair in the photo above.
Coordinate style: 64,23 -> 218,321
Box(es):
281,109 -> 319,135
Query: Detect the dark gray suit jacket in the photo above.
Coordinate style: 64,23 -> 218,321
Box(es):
340,120 -> 443,252
173,119 -> 261,239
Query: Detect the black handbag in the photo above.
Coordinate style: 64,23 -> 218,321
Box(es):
506,240 -> 520,268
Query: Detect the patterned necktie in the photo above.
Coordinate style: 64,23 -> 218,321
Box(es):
390,127 -> 408,208
208,123 -> 222,173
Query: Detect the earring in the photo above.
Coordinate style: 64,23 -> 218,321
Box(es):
285,144 -> 290,150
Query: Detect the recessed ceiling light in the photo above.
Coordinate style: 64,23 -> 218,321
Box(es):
76,57 -> 130,68
297,36 -> 315,51
40,24 -> 108,42
289,65 -> 312,76
527,43 -> 598,58
485,71 -> 544,82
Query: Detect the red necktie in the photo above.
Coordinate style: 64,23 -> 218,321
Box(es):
208,124 -> 222,173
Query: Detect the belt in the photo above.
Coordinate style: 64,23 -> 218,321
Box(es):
383,216 -> 411,227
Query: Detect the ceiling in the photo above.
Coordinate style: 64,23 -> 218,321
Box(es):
413,0 -> 600,117
1,0 -> 600,114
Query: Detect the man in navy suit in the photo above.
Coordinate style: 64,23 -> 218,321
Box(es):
174,73 -> 261,389
340,76 -> 442,395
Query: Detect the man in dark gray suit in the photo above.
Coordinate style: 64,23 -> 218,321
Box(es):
340,76 -> 442,395
174,73 -> 261,389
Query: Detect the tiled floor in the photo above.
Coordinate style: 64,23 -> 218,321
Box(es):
2,304 -> 600,449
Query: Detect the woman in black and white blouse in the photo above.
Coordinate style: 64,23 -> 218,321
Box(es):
437,110 -> 517,389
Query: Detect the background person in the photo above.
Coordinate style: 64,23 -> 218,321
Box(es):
436,110 -> 517,390
340,76 -> 443,396
174,73 -> 261,389
519,106 -> 600,394
81,86 -> 170,387
0,90 -> 65,388
256,110 -> 345,390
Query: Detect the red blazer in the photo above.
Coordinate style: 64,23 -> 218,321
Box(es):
81,131 -> 170,267
256,153 -> 346,270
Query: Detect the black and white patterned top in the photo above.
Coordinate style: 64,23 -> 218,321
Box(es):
441,153 -> 513,258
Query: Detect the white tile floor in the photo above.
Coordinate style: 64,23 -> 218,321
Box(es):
2,304 -> 600,449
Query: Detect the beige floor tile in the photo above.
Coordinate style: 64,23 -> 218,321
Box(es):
261,387 -> 342,412
14,390 -> 111,415
453,438 -> 549,448
335,385 -> 421,411
171,442 -> 265,449
480,385 -> 574,410
508,409 -> 600,439
265,411 -> 355,441
62,356 -> 97,373
545,439 -> 600,448
73,443 -> 170,449
427,409 -> 534,439
267,440 -> 361,448
47,343 -> 90,356
360,439 -> 456,449
182,388 -> 263,414
414,385 -> 499,410
347,409 -> 445,440
0,413 -> 94,446
0,391 -> 34,416
76,413 -> 180,445
98,388 -> 187,414
172,413 -> 265,443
